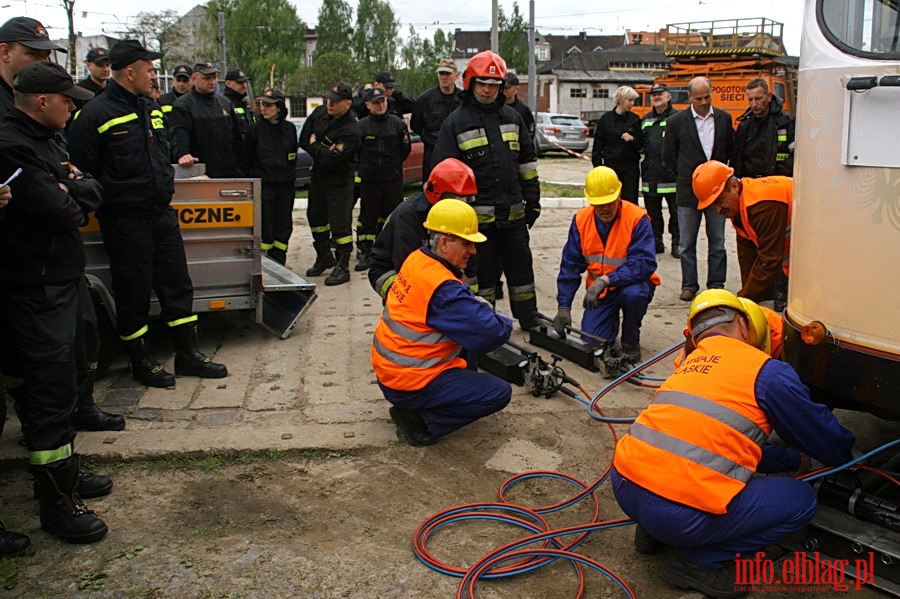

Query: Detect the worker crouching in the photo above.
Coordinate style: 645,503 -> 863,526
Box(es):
553,166 -> 660,377
371,200 -> 513,446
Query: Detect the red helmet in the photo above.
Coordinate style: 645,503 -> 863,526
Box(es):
424,158 -> 478,204
463,51 -> 508,90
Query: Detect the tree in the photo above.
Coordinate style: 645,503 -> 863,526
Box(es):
126,11 -> 187,73
498,2 -> 528,75
314,0 -> 354,59
292,51 -> 365,95
351,0 -> 399,74
226,0 -> 306,89
61,0 -> 76,73
397,27 -> 456,96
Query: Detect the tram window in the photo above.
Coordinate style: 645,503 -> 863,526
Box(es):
819,0 -> 900,57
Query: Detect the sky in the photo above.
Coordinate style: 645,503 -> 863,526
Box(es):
0,0 -> 805,56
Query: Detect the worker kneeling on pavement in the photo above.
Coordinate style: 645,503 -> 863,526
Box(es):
371,199 -> 513,446
693,160 -> 792,312
553,166 -> 659,376
610,289 -> 855,598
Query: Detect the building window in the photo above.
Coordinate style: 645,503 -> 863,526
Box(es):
592,88 -> 608,99
570,88 -> 587,98
537,47 -> 549,61
289,97 -> 307,118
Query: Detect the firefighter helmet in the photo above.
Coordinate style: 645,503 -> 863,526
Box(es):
692,160 -> 734,210
424,158 -> 478,204
463,51 -> 507,89
423,199 -> 487,242
688,289 -> 769,353
583,166 -> 622,205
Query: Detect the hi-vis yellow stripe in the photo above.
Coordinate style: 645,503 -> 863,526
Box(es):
98,113 -> 139,134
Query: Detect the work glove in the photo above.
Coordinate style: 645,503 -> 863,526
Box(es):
582,278 -> 608,310
525,208 -> 540,229
553,307 -> 571,336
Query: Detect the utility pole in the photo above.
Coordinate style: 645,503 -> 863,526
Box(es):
490,0 -> 498,52
528,0 -> 536,111
218,11 -> 226,75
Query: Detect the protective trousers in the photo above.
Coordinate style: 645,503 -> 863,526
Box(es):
643,192 -> 680,246
307,172 -> 354,258
0,281 -> 78,459
261,180 -> 295,265
357,179 -> 403,252
379,367 -> 511,438
581,282 -> 655,348
611,468 -> 816,568
468,220 -> 538,320
98,207 -> 194,339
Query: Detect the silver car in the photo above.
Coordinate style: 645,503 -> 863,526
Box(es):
533,112 -> 590,156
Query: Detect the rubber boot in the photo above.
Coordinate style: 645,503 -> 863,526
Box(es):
173,324 -> 228,379
71,370 -> 125,432
124,337 -> 175,388
354,241 -> 372,272
306,236 -> 335,277
325,247 -> 351,286
30,455 -> 108,543
0,520 -> 30,557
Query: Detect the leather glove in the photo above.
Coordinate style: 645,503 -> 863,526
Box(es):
553,307 -> 571,336
525,208 -> 540,229
582,278 -> 608,310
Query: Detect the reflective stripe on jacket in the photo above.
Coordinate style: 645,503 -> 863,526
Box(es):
736,176 -> 793,276
614,335 -> 773,514
371,249 -> 468,390
575,202 -> 661,297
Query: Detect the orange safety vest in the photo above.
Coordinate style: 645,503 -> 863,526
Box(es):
735,177 -> 793,276
575,202 -> 661,298
371,249 -> 468,391
615,335 -> 773,514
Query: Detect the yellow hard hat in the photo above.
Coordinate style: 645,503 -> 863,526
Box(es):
423,198 -> 487,242
688,289 -> 767,352
584,166 -> 622,205
692,160 -> 734,210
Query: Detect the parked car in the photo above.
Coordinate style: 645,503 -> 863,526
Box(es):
533,112 -> 590,156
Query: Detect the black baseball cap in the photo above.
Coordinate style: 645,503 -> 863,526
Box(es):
225,69 -> 250,82
258,87 -> 285,104
109,39 -> 164,70
374,70 -> 396,88
0,17 -> 66,52
325,82 -> 353,101
364,87 -> 386,103
172,64 -> 192,79
506,73 -> 520,86
193,61 -> 218,75
85,47 -> 109,64
650,83 -> 669,94
14,61 -> 93,100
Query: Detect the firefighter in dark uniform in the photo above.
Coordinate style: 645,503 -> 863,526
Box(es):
355,86 -> 410,272
0,16 -> 66,118
243,88 -> 298,265
731,78 -> 795,179
169,60 -> 243,178
73,46 -> 108,114
68,40 -> 228,389
431,50 -> 542,330
640,83 -> 681,257
223,68 -> 255,139
411,58 -> 462,182
158,63 -> 191,115
502,73 -> 535,139
375,69 -> 416,117
0,61 -> 110,544
298,82 -> 361,286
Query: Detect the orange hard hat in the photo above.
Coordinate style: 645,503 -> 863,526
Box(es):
424,158 -> 478,204
462,51 -> 507,90
692,160 -> 734,210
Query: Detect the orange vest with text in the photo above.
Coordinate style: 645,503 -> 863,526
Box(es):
614,335 -> 773,514
371,249 -> 468,391
736,176 -> 793,276
575,202 -> 661,297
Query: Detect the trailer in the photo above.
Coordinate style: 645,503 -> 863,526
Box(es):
80,176 -> 317,374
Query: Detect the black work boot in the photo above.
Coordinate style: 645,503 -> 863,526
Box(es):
621,343 -> 642,364
172,324 -> 228,378
34,470 -> 112,500
671,236 -> 681,259
389,407 -> 438,447
71,370 -> 125,431
325,249 -> 351,286
354,241 -> 372,272
306,238 -> 336,276
0,520 -> 30,557
124,337 -> 175,388
30,455 -> 108,544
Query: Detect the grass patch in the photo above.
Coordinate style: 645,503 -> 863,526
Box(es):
540,181 -> 584,198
